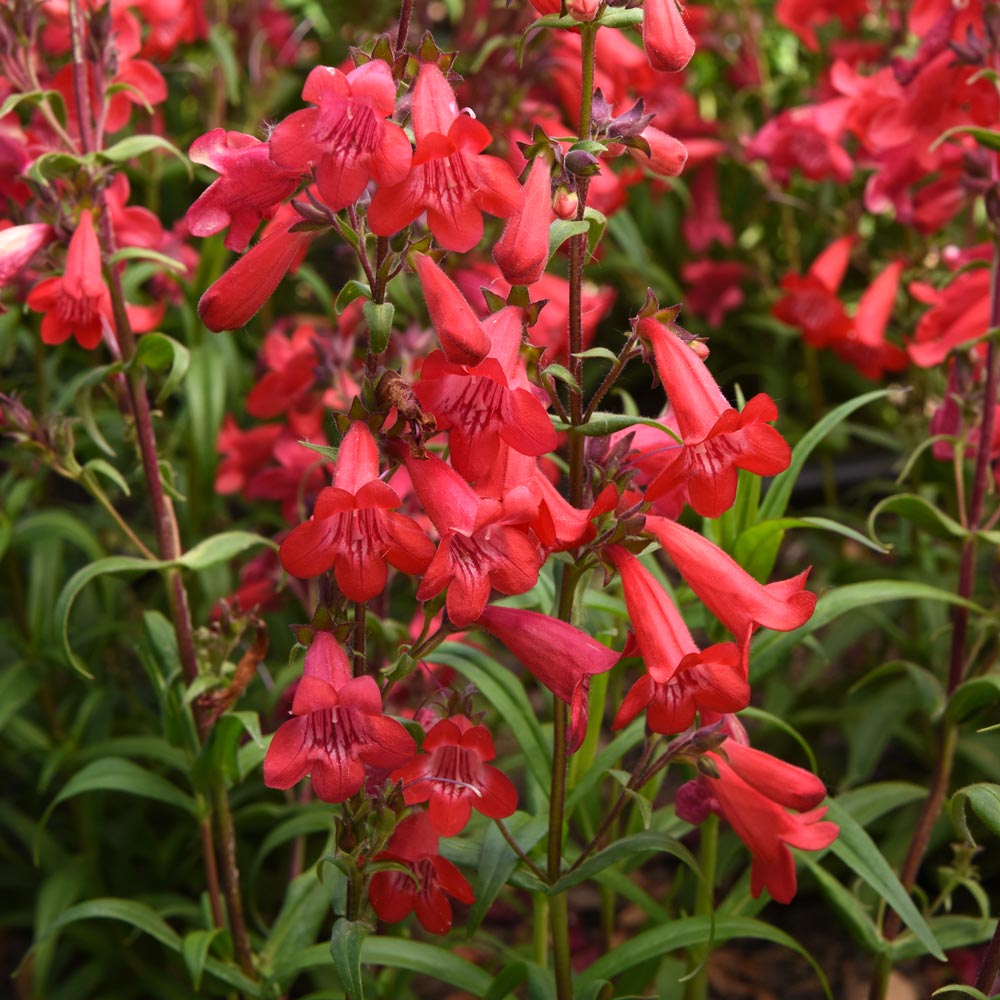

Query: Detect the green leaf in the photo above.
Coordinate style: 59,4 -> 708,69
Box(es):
182,927 -> 225,991
805,859 -> 883,954
485,961 -> 530,1000
759,389 -> 890,522
551,832 -> 699,894
330,918 -> 368,1000
81,458 -> 130,496
543,363 -> 580,391
572,347 -> 619,362
933,988 -> 990,1000
283,939 -> 493,996
31,898 -> 260,995
132,333 -> 191,403
107,246 -> 188,274
178,530 -> 275,570
554,412 -> 682,441
42,758 -> 196,839
752,581 -> 985,682
266,870 -> 334,984
363,301 -> 394,354
951,783 -> 1000,844
101,134 -> 192,176
836,782 -> 928,828
548,219 -> 589,260
249,804 -> 334,884
336,279 -> 372,313
575,916 -> 830,997
931,124 -> 1000,152
207,23 -> 241,106
945,677 -> 1000,724
732,515 -> 887,583
54,533 -> 272,675
892,915 -> 995,960
825,799 -> 945,960
469,812 -> 547,933
868,493 -> 968,548
0,510 -> 11,562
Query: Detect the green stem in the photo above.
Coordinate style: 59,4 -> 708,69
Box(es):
685,813 -> 718,1000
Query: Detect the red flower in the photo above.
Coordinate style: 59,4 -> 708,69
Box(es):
607,547 -> 749,735
413,253 -> 490,366
26,212 -> 112,350
676,721 -> 838,903
279,421 -> 435,600
493,157 -> 552,287
263,632 -> 416,802
644,515 -> 817,640
187,130 -> 300,251
392,716 -> 517,836
0,223 -> 52,289
198,214 -> 313,332
406,451 -> 543,626
415,306 -> 557,483
368,812 -> 474,934
269,60 -> 412,210
367,63 -> 522,252
638,318 -> 790,519
476,605 -> 619,752
643,0 -> 696,73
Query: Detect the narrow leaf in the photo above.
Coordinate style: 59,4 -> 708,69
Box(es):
330,918 -> 368,1000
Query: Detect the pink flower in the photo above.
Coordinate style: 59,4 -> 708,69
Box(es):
279,421 -> 435,600
392,716 -> 517,836
367,63 -> 522,252
263,632 -> 416,802
0,223 -> 52,289
269,60 -> 412,210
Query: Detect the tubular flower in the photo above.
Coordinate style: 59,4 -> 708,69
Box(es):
607,547 -> 749,735
368,812 -> 475,934
279,421 -> 435,600
367,63 -> 523,252
405,451 -> 543,626
26,212 -> 112,350
263,632 -> 417,803
268,60 -> 412,210
644,514 -> 817,639
493,156 -> 552,287
476,605 -> 619,752
643,0 -> 696,73
186,129 -> 301,251
415,306 -> 557,483
0,223 -> 52,288
638,318 -> 790,518
413,253 -> 491,366
198,214 -> 313,332
392,715 -> 517,836
676,721 -> 838,903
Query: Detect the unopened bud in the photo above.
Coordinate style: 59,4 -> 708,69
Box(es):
553,186 -> 579,220
564,148 -> 601,177
643,0 -> 696,73
568,0 -> 601,21
696,755 -> 721,779
688,339 -> 710,360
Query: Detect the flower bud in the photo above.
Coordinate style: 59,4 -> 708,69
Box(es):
643,0 -> 695,73
568,0 -> 601,21
493,157 -> 552,286
564,148 -> 601,177
553,186 -> 579,220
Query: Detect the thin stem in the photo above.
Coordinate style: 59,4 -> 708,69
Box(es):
352,602 -> 367,676
200,818 -> 226,929
975,917 -> 1000,994
80,473 -> 157,559
685,813 -> 718,1000
494,819 -> 547,882
67,0 -> 95,154
395,0 -> 414,57
213,783 -> 255,977
583,340 -> 640,423
881,723 -> 957,943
